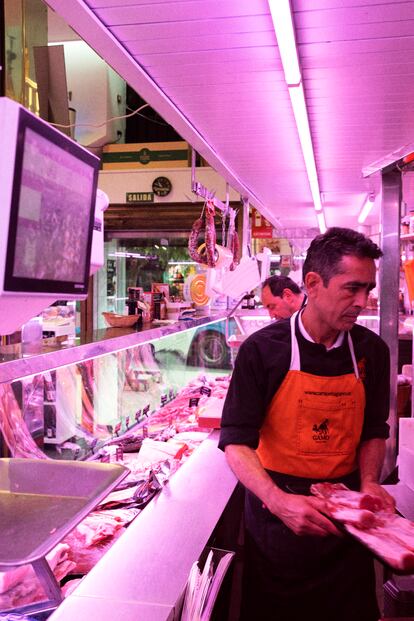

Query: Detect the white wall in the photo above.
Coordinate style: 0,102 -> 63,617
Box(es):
50,40 -> 126,148
98,167 -> 241,205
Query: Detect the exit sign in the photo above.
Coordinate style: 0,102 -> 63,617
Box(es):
126,192 -> 154,203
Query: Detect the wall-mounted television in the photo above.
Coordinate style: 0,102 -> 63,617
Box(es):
0,97 -> 100,334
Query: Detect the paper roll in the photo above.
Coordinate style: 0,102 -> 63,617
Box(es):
215,245 -> 233,268
197,244 -> 233,268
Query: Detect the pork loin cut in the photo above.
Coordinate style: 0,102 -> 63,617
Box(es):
310,482 -> 383,511
328,506 -> 377,529
346,523 -> 414,572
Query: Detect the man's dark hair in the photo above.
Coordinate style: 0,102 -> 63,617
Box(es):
262,275 -> 301,297
303,227 -> 382,286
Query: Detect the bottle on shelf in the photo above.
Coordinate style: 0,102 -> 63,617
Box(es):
242,292 -> 256,310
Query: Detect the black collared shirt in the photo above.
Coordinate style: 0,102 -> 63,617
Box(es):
218,316 -> 390,451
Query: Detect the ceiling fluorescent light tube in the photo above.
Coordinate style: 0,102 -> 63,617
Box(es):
357,196 -> 374,224
268,0 -> 301,85
288,84 -> 323,212
316,211 -> 327,233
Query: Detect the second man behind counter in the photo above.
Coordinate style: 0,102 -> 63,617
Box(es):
261,275 -> 306,320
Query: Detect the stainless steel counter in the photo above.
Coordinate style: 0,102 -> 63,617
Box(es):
0,313 -> 227,384
49,431 -> 237,621
383,483 -> 414,521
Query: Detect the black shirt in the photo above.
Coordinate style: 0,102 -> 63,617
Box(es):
219,316 -> 390,451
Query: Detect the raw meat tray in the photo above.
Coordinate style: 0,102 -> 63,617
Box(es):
0,458 -> 128,567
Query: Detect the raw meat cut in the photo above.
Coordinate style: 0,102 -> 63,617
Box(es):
310,482 -> 383,511
310,482 -> 414,572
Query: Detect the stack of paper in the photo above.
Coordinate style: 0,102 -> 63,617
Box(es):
181,549 -> 234,621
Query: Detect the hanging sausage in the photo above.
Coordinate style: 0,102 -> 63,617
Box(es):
187,199 -> 217,268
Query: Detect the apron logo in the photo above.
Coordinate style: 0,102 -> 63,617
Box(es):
312,418 -> 329,442
357,356 -> 367,380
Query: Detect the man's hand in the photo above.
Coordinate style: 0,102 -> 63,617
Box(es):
266,491 -> 342,537
361,481 -> 396,513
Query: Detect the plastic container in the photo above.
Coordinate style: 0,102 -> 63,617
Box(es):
383,575 -> 414,617
21,316 -> 43,357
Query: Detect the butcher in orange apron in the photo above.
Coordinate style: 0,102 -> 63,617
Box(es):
219,227 -> 395,621
245,312 -> 375,620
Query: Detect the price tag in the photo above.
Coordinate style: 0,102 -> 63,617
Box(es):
143,404 -> 150,417
161,394 -> 168,407
169,388 -> 175,400
189,397 -> 200,407
125,416 -> 130,428
135,410 -> 142,422
114,422 -> 122,436
200,386 -> 212,397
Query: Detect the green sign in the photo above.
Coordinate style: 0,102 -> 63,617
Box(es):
126,192 -> 154,203
103,148 -> 188,165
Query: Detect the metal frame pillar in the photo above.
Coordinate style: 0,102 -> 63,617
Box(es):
379,168 -> 402,479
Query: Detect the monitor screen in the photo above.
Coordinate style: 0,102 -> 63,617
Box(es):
4,105 -> 99,296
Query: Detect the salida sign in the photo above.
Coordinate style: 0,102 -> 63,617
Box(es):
251,208 -> 273,238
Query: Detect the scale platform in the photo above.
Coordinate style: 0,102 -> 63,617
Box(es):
0,458 -> 128,616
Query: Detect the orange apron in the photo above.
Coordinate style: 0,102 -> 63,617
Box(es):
257,311 -> 365,479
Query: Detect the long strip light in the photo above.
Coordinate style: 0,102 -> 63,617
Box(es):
268,0 -> 324,229
108,252 -> 156,260
357,195 -> 375,224
316,211 -> 327,234
268,1 -> 301,86
288,84 -> 323,213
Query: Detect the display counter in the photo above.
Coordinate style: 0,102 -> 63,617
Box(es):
49,431 -> 237,621
383,484 -> 414,522
0,313 -> 231,459
0,313 -> 240,619
0,312 -> 228,384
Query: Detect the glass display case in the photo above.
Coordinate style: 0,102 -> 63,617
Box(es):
0,315 -> 240,620
0,315 -> 230,461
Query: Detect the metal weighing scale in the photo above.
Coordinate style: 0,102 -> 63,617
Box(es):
0,458 -> 128,617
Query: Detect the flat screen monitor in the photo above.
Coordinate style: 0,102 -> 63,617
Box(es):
0,97 -> 100,297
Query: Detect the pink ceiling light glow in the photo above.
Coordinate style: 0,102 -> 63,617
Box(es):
316,211 -> 327,234
357,195 -> 375,225
268,0 -> 324,229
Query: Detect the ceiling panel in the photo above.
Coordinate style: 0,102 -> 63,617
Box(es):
110,14 -> 273,42
94,0 -> 270,26
124,30 -> 276,56
294,0 -> 409,10
294,2 -> 414,27
88,0 -> 207,6
44,0 -> 414,232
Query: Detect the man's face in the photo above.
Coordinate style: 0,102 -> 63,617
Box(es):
306,255 -> 376,332
262,285 -> 294,320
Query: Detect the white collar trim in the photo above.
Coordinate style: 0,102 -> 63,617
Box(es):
297,310 -> 345,350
